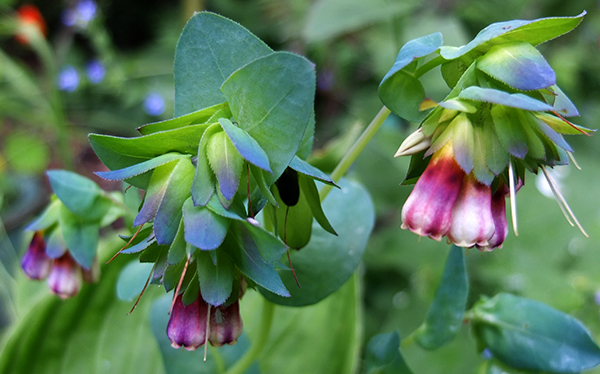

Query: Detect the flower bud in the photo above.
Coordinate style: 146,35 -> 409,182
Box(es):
47,252 -> 82,299
167,293 -> 208,351
21,232 -> 52,280
395,128 -> 431,157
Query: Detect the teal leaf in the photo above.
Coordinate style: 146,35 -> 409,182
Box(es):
58,205 -> 99,269
415,245 -> 468,350
261,178 -> 374,306
153,158 -> 195,245
439,12 -> 586,60
182,271 -> 200,306
483,117 -> 509,175
298,174 -> 336,235
459,87 -> 554,112
45,227 -> 66,259
473,126 -> 496,185
222,223 -> 290,297
89,124 -> 208,189
206,130 -> 244,201
491,106 -> 529,159
472,293 -> 600,373
120,237 -> 156,255
534,113 -> 595,136
195,250 -> 234,306
250,164 -> 278,207
133,160 -> 178,227
548,85 -> 579,117
221,51 -> 316,185
532,117 -> 572,152
174,12 -> 273,116
296,111 -> 315,160
243,221 -> 288,263
95,153 -> 190,181
116,261 -> 154,301
364,331 -> 414,374
182,197 -> 230,250
206,194 -> 246,221
379,33 -> 442,123
289,156 -> 337,186
451,113 -> 475,174
219,117 -> 272,173
477,41 -> 555,91
167,219 -> 187,265
138,102 -> 229,135
46,170 -> 110,221
191,123 -> 220,206
25,198 -> 61,231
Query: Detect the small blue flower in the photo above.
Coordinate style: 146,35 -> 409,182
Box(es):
57,66 -> 79,92
144,92 -> 166,116
61,0 -> 97,28
86,59 -> 105,84
481,348 -> 493,360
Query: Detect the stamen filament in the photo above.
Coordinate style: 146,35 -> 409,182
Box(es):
508,162 -> 519,236
541,166 -> 589,237
204,305 -> 211,362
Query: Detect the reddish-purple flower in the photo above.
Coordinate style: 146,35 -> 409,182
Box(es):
21,232 -> 52,280
401,143 -> 464,241
47,252 -> 82,299
209,300 -> 243,347
167,293 -> 209,351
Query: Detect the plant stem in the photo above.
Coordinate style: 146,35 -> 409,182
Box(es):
400,331 -> 416,349
224,298 -> 275,374
320,106 -> 391,201
414,55 -> 445,78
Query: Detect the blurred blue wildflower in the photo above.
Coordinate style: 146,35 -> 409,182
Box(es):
61,0 -> 97,28
57,66 -> 79,92
481,348 -> 493,360
86,59 -> 105,84
144,92 -> 166,116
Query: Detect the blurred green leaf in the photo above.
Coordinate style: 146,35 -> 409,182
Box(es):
364,331 -> 414,374
415,245 -> 468,350
471,293 -> 600,373
479,359 -> 556,374
261,178 -> 374,306
222,52 -> 315,185
4,132 -> 50,174
174,12 -> 273,116
303,0 -> 418,42
46,170 -> 110,221
0,256 -> 165,374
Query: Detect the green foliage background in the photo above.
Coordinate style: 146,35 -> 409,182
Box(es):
1,0 -> 600,373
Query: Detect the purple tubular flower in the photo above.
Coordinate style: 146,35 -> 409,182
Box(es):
47,252 -> 82,299
448,174 -> 495,247
21,231 -> 52,280
167,293 -> 209,351
209,300 -> 243,347
401,143 -> 464,241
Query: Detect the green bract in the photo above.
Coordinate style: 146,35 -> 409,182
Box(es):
380,12 -> 594,186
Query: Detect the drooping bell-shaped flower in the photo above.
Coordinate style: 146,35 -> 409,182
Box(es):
478,185 -> 509,251
448,174 -> 495,248
208,300 -> 243,347
47,252 -> 82,299
167,293 -> 209,351
401,142 -> 464,241
21,231 -> 52,280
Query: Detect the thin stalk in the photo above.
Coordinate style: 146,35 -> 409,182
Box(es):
224,298 -> 275,374
320,106 -> 391,201
508,161 -> 518,236
414,55 -> 445,78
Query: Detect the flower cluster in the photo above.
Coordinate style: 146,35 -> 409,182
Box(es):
384,15 -> 593,250
21,231 -> 100,299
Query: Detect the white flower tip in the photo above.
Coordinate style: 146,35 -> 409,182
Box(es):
395,128 -> 431,157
